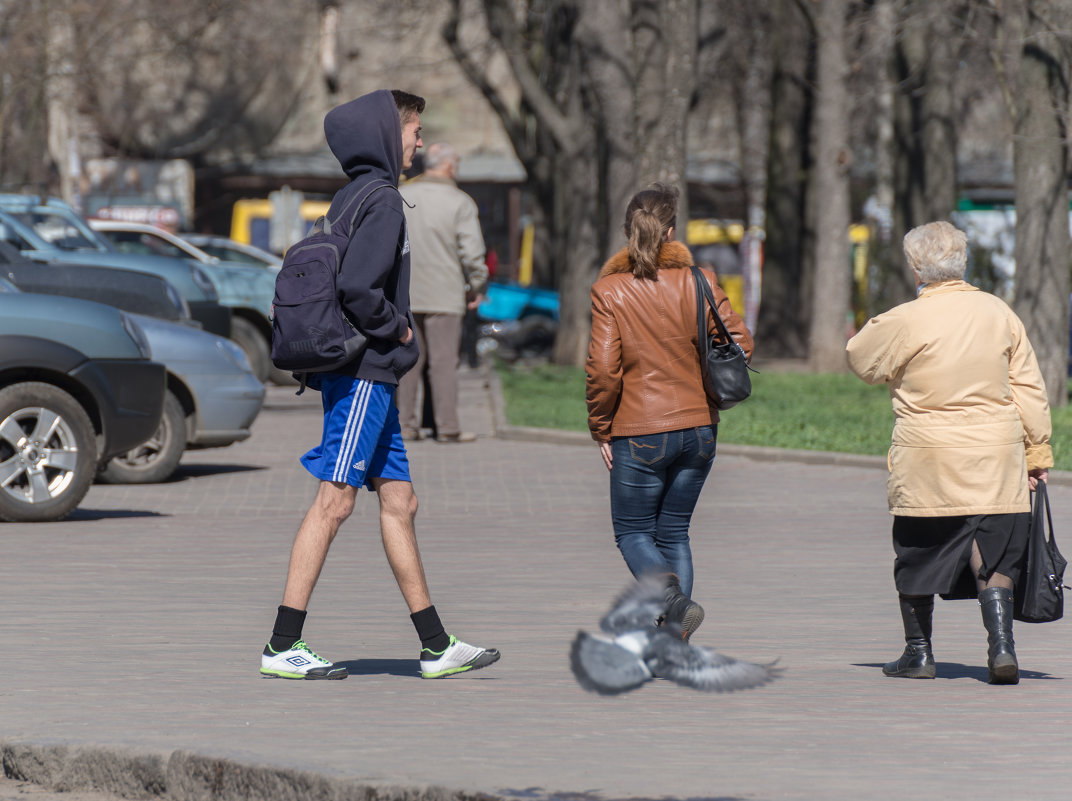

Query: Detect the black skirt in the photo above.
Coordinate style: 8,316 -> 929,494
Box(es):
891,513 -> 1030,599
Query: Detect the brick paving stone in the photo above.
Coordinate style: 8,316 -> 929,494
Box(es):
2,370 -> 1071,801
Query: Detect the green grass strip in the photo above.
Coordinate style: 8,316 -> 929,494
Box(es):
495,362 -> 1072,470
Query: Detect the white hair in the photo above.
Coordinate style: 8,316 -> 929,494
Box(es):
903,221 -> 967,283
424,142 -> 458,173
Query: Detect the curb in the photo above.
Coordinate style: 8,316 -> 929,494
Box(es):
1,742 -> 498,801
485,367 -> 1072,485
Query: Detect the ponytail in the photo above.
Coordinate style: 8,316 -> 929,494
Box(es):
623,183 -> 679,280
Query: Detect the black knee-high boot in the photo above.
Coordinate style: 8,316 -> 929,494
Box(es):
883,594 -> 935,678
979,587 -> 1019,685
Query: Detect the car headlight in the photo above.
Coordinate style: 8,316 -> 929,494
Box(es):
190,263 -> 219,301
119,312 -> 152,359
217,337 -> 254,373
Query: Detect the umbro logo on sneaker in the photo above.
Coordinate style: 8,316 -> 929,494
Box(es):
260,640 -> 347,680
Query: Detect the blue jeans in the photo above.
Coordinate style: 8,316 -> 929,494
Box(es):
609,425 -> 717,598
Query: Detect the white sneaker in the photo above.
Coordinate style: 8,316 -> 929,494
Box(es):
420,635 -> 501,678
260,640 -> 347,680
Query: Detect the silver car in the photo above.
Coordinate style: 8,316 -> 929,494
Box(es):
0,277 -> 264,483
100,313 -> 267,483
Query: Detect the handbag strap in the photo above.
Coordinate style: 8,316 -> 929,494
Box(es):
1034,482 -> 1071,589
1036,482 -> 1057,547
690,265 -> 734,345
690,265 -> 756,371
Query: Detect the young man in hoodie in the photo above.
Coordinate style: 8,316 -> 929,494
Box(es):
260,90 -> 500,681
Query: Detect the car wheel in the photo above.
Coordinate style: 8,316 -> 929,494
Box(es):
0,382 -> 96,522
230,317 -> 270,382
99,391 -> 186,484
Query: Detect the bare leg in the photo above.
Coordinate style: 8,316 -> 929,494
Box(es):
969,539 -> 1014,592
281,480 -> 357,610
372,477 -> 432,612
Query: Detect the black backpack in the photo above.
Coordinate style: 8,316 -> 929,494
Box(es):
270,181 -> 397,389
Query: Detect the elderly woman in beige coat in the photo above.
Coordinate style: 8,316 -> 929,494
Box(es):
846,220 -> 1052,685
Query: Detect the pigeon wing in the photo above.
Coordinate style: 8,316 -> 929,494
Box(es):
648,633 -> 781,693
599,576 -> 666,635
570,630 -> 653,695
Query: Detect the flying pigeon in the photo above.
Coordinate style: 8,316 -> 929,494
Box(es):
570,576 -> 781,695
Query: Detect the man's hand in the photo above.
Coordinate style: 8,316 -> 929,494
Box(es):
466,293 -> 486,311
400,327 -> 413,344
599,441 -> 613,471
1029,468 -> 1049,491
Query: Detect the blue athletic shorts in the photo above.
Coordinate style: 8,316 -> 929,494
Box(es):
299,374 -> 411,489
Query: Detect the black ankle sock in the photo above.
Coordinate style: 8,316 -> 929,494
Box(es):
411,605 -> 450,653
269,605 -> 307,651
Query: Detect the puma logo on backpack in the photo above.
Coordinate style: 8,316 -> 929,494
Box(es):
270,182 -> 397,389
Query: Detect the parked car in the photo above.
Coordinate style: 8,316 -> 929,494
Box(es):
180,234 -> 282,269
476,283 -> 560,362
0,241 -> 191,324
99,312 -> 266,483
0,264 -> 265,483
88,219 -> 281,383
0,285 -> 165,521
0,197 -> 230,337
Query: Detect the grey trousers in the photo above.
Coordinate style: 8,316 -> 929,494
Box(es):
397,312 -> 463,437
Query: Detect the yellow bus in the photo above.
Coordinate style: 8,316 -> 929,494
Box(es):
229,198 -> 331,252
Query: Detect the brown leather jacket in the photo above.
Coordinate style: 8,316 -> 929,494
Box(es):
586,240 -> 754,442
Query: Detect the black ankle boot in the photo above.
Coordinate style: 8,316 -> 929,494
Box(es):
979,587 -> 1019,685
662,576 -> 704,641
883,594 -> 935,678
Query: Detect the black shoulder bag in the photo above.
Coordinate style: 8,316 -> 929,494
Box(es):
1015,481 -> 1069,624
689,265 -> 754,411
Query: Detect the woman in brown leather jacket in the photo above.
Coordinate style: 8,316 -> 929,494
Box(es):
585,185 -> 754,639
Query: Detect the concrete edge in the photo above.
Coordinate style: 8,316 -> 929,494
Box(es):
1,742 -> 502,801
484,366 -> 1072,485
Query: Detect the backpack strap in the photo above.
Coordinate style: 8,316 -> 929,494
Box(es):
323,181 -> 397,238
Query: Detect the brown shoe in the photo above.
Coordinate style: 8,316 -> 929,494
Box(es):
435,432 -> 477,443
400,428 -> 422,441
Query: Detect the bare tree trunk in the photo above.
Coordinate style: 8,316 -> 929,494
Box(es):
807,0 -> 852,372
45,2 -> 80,207
756,0 -> 813,357
891,1 -> 959,303
633,0 -> 697,226
734,0 -> 772,333
863,0 -> 899,319
1008,0 -> 1071,407
576,0 -> 634,255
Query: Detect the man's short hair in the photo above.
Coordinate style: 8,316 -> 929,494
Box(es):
391,90 -> 426,124
424,142 -> 458,173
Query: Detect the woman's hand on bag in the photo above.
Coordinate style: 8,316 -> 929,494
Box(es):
1029,468 -> 1049,491
599,441 -> 613,471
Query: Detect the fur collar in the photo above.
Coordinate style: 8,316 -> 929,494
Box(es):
599,240 -> 694,278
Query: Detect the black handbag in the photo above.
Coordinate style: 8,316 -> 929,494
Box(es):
690,265 -> 754,410
1015,481 -> 1069,623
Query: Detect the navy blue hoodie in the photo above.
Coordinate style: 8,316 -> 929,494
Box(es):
322,90 -> 419,385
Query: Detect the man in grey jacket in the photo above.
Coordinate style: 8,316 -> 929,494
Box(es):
397,142 -> 488,443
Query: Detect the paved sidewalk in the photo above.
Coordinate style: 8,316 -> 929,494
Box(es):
3,369 -> 1072,801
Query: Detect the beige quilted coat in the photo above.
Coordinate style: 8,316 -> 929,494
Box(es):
846,281 -> 1052,517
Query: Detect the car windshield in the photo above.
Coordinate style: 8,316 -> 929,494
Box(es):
198,244 -> 268,265
9,211 -> 102,251
104,230 -> 190,260
0,220 -> 33,252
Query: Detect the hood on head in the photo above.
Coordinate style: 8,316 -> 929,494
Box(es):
324,90 -> 401,182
